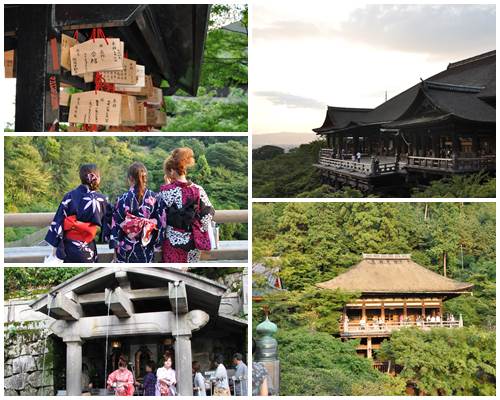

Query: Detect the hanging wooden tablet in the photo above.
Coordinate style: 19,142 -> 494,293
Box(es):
61,34 -> 78,70
4,50 -> 14,78
102,58 -> 137,84
68,90 -> 122,126
70,38 -> 124,75
115,65 -> 145,92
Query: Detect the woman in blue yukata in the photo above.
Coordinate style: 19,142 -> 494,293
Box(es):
109,162 -> 165,263
45,163 -> 111,263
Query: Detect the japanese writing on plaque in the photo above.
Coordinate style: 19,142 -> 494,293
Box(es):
70,38 -> 124,75
68,91 -> 122,126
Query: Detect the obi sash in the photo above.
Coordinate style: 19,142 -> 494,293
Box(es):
63,215 -> 98,243
120,212 -> 157,246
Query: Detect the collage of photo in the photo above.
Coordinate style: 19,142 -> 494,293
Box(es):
1,2 -> 497,398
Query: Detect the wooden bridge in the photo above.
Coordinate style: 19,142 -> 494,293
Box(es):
4,210 -> 248,263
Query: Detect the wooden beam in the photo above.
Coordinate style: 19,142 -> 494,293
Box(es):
106,287 -> 134,318
169,281 -> 188,314
115,271 -> 131,290
77,287 -> 170,305
50,293 -> 83,321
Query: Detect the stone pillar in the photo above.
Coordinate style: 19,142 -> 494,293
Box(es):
64,336 -> 82,396
174,334 -> 193,396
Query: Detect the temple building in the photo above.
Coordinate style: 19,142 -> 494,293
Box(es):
5,267 -> 247,396
313,51 -> 496,193
316,254 -> 473,358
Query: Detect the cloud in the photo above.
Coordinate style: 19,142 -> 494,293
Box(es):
254,91 -> 325,110
254,20 -> 325,40
340,4 -> 496,57
254,5 -> 496,58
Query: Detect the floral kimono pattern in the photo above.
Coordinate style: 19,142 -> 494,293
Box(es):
157,180 -> 215,263
45,185 -> 111,263
107,368 -> 135,396
109,187 -> 165,263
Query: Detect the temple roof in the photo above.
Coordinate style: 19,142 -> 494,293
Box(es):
30,267 -> 228,317
316,254 -> 473,295
314,50 -> 496,133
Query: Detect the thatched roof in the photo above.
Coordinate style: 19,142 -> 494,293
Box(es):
316,254 -> 473,295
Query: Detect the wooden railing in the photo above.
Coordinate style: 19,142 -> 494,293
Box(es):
4,210 -> 248,263
318,150 -> 398,176
407,155 -> 495,172
341,319 -> 462,336
4,210 -> 247,228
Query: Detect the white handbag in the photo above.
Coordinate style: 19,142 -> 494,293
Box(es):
44,253 -> 64,264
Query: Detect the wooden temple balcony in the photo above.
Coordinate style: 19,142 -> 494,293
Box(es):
316,149 -> 400,176
340,319 -> 463,338
407,155 -> 496,173
4,210 -> 248,263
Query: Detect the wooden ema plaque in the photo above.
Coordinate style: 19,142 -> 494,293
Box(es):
70,38 -> 124,75
102,58 -> 137,85
61,33 -> 78,70
121,94 -> 138,126
4,50 -> 14,78
115,65 -> 145,92
68,90 -> 122,126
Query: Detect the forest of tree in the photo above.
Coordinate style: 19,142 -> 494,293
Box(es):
252,141 -> 496,198
4,136 -> 248,243
164,4 -> 248,132
253,202 -> 495,395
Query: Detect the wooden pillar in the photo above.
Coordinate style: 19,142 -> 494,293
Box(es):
381,303 -> 385,321
452,132 -> 460,156
353,134 -> 360,154
432,131 -> 439,157
367,337 -> 372,358
362,302 -> 366,320
421,301 -> 425,317
471,134 -> 480,156
14,5 -> 61,132
403,301 -> 407,319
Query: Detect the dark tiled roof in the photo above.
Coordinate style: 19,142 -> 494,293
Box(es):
315,51 -> 496,133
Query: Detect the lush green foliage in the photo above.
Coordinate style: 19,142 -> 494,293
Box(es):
378,327 -> 496,395
253,141 -> 334,197
411,171 -> 496,198
4,136 -> 247,242
266,328 -> 406,395
253,202 -> 495,395
252,145 -> 284,161
252,141 -> 495,197
4,267 -> 88,299
165,5 -> 248,132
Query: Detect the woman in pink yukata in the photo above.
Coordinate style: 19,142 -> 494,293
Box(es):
157,147 -> 215,263
107,356 -> 135,396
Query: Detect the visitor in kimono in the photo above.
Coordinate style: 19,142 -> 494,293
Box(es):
213,354 -> 230,396
107,356 -> 135,396
45,163 -> 111,263
192,361 -> 206,396
232,353 -> 248,396
141,360 -> 157,396
157,147 -> 215,263
156,356 -> 176,396
109,162 -> 164,263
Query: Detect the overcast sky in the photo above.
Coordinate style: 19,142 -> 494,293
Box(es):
252,2 -> 496,135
